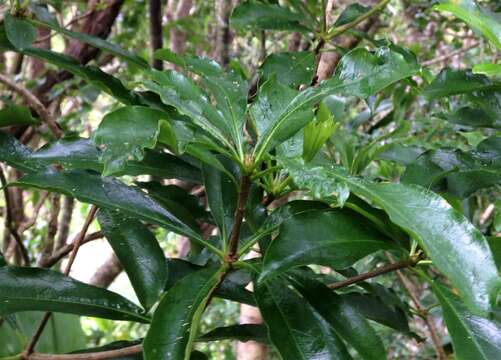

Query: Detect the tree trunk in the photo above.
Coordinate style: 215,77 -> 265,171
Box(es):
214,0 -> 232,67
149,0 -> 163,70
169,0 -> 193,56
88,253 -> 123,288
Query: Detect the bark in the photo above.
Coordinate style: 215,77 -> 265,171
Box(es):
34,0 -> 125,104
214,0 -> 232,67
149,0 -> 163,70
169,0 -> 193,55
55,196 -> 74,253
88,253 -> 123,288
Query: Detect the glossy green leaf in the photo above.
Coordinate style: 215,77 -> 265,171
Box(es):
144,71 -> 232,150
0,105 -> 39,127
97,209 -> 167,310
0,266 -> 148,322
198,324 -> 267,343
165,259 -> 255,305
283,158 -> 500,315
11,169 -> 200,240
431,282 -> 501,360
143,266 -> 225,360
435,0 -> 501,51
93,106 -> 170,176
28,17 -> 149,68
303,102 -> 337,162
473,63 -> 501,77
261,207 -> 392,281
0,131 -> 44,173
31,137 -> 202,183
4,14 -> 36,49
289,271 -> 386,360
21,47 -> 141,105
422,68 -> 499,99
252,45 -> 419,162
0,312 -> 86,356
230,2 -> 311,32
259,52 -> 315,88
155,50 -> 248,152
377,143 -> 425,165
202,159 -> 238,242
340,292 -> 410,333
334,3 -> 370,26
255,277 -> 352,360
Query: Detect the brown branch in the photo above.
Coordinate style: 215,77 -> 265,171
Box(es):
328,256 -> 420,290
422,42 -> 478,66
225,175 -> 251,263
54,196 -> 75,253
149,0 -> 163,70
0,166 -> 30,265
25,206 -> 98,355
385,253 -> 447,360
25,344 -> 142,360
39,231 -> 103,269
38,195 -> 60,266
0,73 -> 63,138
18,191 -> 49,233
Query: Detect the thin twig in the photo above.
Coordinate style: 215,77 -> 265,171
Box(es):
385,253 -> 447,360
18,191 -> 49,233
25,206 -> 98,355
25,344 -> 142,360
422,42 -> 478,66
0,166 -> 29,265
0,73 -> 63,138
39,231 -> 103,268
328,256 -> 420,290
225,175 -> 251,263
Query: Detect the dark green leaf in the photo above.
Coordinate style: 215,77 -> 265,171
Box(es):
165,259 -> 255,305
143,266 -> 225,360
422,69 -> 499,99
28,17 -> 149,68
11,169 -> 200,240
202,159 -> 238,242
4,14 -> 36,49
431,281 -> 501,360
93,106 -> 170,176
144,70 -> 233,150
340,292 -> 410,332
0,131 -> 45,173
334,4 -> 370,27
377,143 -> 425,165
230,2 -> 311,32
435,0 -> 501,51
252,45 -> 418,162
31,137 -> 201,183
255,277 -> 352,360
291,272 -> 386,360
0,251 -> 5,267
261,207 -> 392,281
97,209 -> 167,310
283,158 -> 500,315
0,105 -> 39,127
259,52 -> 315,88
198,324 -> 267,343
156,50 -> 248,151
20,47 -> 141,105
0,266 -> 148,322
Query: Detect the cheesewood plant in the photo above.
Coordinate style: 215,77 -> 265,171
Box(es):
0,0 -> 500,359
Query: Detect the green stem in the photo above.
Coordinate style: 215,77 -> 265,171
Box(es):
325,0 -> 390,40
